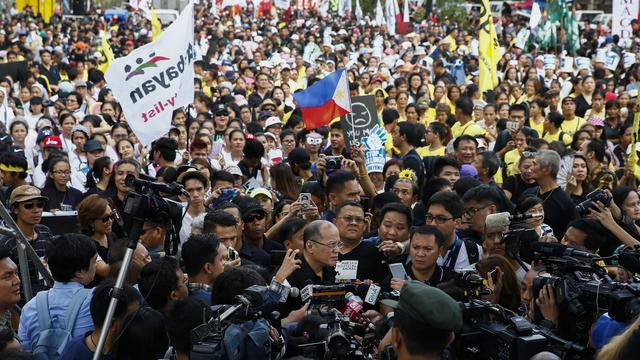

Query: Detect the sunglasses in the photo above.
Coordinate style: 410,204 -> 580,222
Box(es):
21,200 -> 45,210
243,212 -> 266,222
306,137 -> 322,145
98,211 -> 116,223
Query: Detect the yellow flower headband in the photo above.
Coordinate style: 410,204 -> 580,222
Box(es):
398,169 -> 417,183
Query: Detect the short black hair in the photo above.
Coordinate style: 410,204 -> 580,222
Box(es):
453,135 -> 478,150
181,234 -> 220,276
203,209 -> 238,234
394,307 -> 452,357
300,180 -> 324,200
410,225 -> 446,247
211,170 -> 235,187
373,191 -> 401,211
586,139 -> 606,162
276,217 -> 307,244
90,279 -> 139,327
326,171 -> 357,195
117,307 -> 168,360
243,139 -> 265,159
0,151 -> 28,178
335,200 -> 364,217
180,170 -> 209,189
211,267 -> 266,305
428,122 -> 448,141
397,122 -> 419,147
379,202 -> 412,226
0,245 -> 10,262
427,191 -> 464,219
547,112 -> 564,128
455,96 -> 474,116
421,178 -> 452,205
566,219 -> 608,253
433,157 -> 461,176
462,184 -> 502,210
166,297 -> 211,355
477,151 -> 500,177
509,103 -> 528,117
138,257 -> 181,311
151,138 -> 178,162
46,234 -> 97,282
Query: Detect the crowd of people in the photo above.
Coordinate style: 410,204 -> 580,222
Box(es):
0,0 -> 639,359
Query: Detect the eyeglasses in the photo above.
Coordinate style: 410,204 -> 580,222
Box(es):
97,211 -> 116,223
21,200 -> 45,210
307,137 -> 322,145
310,239 -> 343,249
243,212 -> 266,222
463,204 -> 491,217
337,215 -> 365,224
52,170 -> 71,175
425,214 -> 454,224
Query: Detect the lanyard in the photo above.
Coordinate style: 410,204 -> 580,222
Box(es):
442,237 -> 462,270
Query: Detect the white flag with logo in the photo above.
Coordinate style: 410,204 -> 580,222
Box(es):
105,2 -> 195,147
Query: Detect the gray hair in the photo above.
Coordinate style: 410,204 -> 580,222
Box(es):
535,150 -> 560,179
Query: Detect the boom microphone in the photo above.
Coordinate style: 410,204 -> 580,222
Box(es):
619,252 -> 640,274
531,242 -> 597,259
485,212 -> 541,228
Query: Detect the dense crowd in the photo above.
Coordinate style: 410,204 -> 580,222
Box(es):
0,0 -> 640,359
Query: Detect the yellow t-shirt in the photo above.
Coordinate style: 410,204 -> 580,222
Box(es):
543,131 -> 572,146
528,118 -> 545,137
417,146 -> 446,157
504,149 -> 521,177
561,116 -> 585,136
450,121 -> 487,138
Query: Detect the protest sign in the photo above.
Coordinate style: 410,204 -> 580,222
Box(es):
340,95 -> 379,149
105,2 -> 195,146
363,125 -> 388,173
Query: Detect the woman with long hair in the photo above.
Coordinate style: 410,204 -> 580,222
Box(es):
270,163 -> 300,201
84,156 -> 113,197
476,255 -> 521,312
575,75 -> 596,117
41,157 -> 83,211
107,159 -> 141,238
77,194 -> 114,283
565,154 -> 592,205
116,138 -> 136,160
612,186 -> 640,239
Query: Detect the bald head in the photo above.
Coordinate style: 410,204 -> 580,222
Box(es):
303,220 -> 337,245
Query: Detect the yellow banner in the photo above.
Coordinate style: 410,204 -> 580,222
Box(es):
478,0 -> 500,94
629,102 -> 640,180
151,7 -> 163,41
17,0 -> 56,23
99,35 -> 115,73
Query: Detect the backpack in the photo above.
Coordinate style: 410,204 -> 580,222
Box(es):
32,288 -> 91,360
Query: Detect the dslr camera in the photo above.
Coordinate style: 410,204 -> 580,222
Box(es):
575,188 -> 611,217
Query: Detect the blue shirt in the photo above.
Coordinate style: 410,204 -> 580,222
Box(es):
58,331 -> 116,360
18,282 -> 94,351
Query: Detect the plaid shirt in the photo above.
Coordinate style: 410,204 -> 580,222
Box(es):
187,282 -> 211,293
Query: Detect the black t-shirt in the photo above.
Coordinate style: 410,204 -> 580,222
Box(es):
380,262 -> 454,293
522,186 -> 576,237
502,175 -> 538,205
338,241 -> 389,284
401,149 -> 425,186
213,130 -> 225,143
283,256 -> 337,315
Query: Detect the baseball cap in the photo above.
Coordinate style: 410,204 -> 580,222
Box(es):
265,116 -> 283,129
238,197 -> 267,219
74,80 -> 87,88
460,164 -> 478,178
381,281 -> 462,331
225,165 -> 243,177
213,104 -> 228,115
287,148 -> 311,167
258,110 -> 272,120
249,187 -> 273,200
562,96 -> 575,104
10,185 -> 48,206
84,140 -> 104,153
43,136 -> 62,148
36,129 -> 53,143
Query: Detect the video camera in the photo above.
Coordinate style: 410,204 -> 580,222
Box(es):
575,188 -> 611,217
437,270 -> 491,302
123,174 -> 185,256
190,285 -> 284,360
485,212 -> 541,265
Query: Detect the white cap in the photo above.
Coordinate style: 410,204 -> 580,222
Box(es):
265,116 -> 283,128
395,59 -> 405,68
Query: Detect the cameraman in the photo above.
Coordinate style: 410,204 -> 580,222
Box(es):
380,281 -> 462,360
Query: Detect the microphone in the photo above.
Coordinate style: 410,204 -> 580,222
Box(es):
619,253 -> 640,273
485,212 -> 541,228
125,174 -> 189,196
531,242 -> 597,258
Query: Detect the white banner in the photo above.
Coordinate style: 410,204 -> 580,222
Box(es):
612,0 -> 639,48
129,0 -> 152,19
274,0 -> 290,9
105,2 -> 195,147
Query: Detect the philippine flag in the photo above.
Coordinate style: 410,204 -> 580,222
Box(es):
293,69 -> 351,130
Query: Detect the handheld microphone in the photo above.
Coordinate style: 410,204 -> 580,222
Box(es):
531,242 -> 597,259
485,212 -> 541,228
125,174 -> 188,196
619,252 -> 640,274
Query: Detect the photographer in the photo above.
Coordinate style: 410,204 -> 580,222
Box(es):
379,281 -> 462,360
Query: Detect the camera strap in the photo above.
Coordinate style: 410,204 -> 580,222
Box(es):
442,238 -> 463,271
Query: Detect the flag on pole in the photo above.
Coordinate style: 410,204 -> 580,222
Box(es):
478,0 -> 500,94
355,0 -> 363,21
99,35 -> 115,73
151,7 -> 163,41
105,2 -> 196,146
628,102 -> 640,182
293,69 -> 351,129
375,0 -> 385,26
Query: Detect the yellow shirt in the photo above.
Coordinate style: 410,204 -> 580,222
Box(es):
561,116 -> 585,136
543,131 -> 572,146
451,121 -> 487,138
504,149 -> 521,177
528,117 -> 545,137
417,146 -> 446,157
584,109 -> 605,120
423,108 -> 437,124
494,166 -> 503,185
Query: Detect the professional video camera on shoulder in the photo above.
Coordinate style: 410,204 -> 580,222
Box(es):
123,174 -> 186,255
